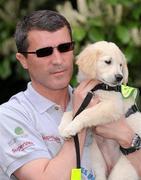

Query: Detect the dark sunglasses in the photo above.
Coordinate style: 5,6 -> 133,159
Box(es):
20,41 -> 75,57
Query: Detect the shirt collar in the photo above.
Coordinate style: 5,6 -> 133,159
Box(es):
24,82 -> 73,113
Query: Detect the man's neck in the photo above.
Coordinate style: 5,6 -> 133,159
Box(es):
45,88 -> 70,111
31,83 -> 70,111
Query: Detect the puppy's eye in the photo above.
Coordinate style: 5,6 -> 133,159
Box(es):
105,60 -> 111,64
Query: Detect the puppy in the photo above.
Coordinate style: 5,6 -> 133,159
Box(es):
59,41 -> 141,180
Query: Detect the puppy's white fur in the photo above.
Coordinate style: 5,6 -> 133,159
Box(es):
58,41 -> 141,180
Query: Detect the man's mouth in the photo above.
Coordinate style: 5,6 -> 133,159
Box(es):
51,69 -> 66,75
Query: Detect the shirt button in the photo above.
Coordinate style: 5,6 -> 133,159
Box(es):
54,106 -> 59,110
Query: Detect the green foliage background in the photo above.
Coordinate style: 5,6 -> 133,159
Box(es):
0,0 -> 141,106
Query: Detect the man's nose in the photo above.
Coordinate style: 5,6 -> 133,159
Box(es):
52,48 -> 63,64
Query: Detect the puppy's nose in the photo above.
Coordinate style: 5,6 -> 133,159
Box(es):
115,74 -> 123,82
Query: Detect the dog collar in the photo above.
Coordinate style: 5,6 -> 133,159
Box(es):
91,83 -> 121,93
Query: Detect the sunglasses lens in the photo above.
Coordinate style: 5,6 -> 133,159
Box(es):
36,47 -> 53,57
58,42 -> 74,53
35,42 -> 74,58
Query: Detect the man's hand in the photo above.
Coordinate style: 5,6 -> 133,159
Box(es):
73,79 -> 100,116
94,118 -> 134,148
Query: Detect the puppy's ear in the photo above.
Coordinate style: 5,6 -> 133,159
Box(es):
122,55 -> 128,85
76,46 -> 101,79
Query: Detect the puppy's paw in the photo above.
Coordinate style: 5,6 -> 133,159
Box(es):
58,111 -> 73,135
60,125 -> 78,138
58,123 -> 65,135
58,126 -> 72,140
59,128 -> 73,139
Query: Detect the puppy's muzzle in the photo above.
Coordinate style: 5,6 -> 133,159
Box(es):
115,74 -> 123,82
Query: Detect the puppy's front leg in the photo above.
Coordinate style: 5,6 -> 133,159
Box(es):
58,111 -> 73,137
61,102 -> 122,138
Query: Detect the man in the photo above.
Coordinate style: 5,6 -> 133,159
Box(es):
0,10 -> 141,180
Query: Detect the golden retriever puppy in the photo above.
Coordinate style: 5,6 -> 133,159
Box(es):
59,41 -> 141,180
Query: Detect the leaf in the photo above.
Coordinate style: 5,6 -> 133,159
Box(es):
88,28 -> 105,42
124,47 -> 134,63
72,26 -> 86,42
87,18 -> 103,27
0,59 -> 11,79
116,25 -> 130,44
132,4 -> 141,20
106,0 -> 119,5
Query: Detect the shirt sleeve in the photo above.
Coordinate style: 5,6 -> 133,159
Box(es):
0,105 -> 51,178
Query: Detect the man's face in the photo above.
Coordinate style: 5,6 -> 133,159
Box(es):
18,27 -> 74,93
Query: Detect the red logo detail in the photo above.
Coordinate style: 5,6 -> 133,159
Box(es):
42,135 -> 61,143
12,141 -> 34,153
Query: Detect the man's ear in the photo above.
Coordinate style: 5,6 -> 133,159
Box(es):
16,53 -> 28,69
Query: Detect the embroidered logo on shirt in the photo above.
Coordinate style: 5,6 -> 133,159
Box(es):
42,135 -> 61,144
8,128 -> 35,153
12,141 -> 34,153
14,127 -> 24,135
